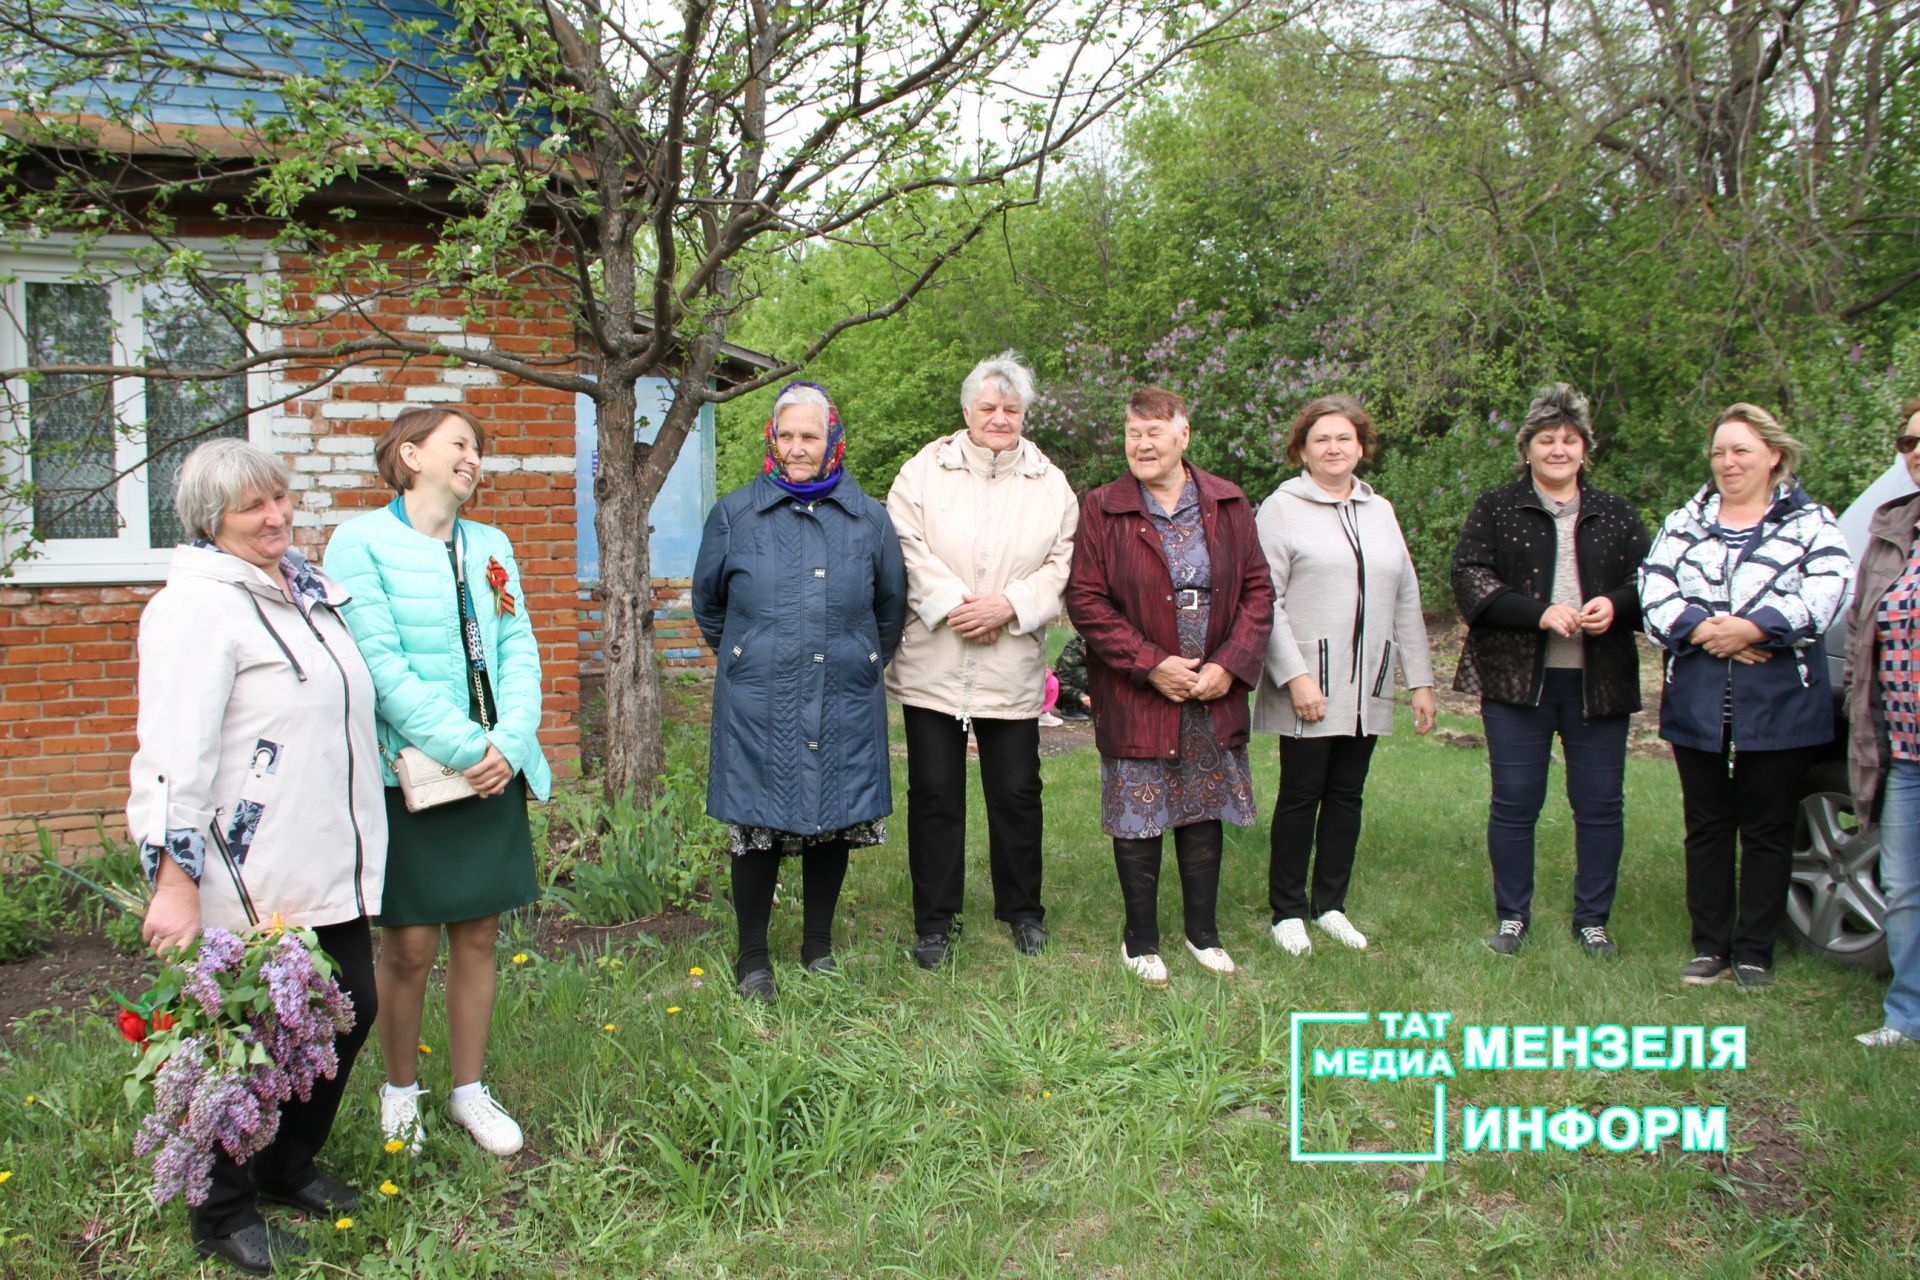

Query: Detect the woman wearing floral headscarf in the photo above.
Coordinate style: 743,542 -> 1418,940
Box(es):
693,381 -> 908,1002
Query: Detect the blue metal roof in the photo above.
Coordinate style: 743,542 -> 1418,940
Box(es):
37,0 -> 468,131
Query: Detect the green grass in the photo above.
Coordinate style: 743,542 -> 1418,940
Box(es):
2,701 -> 1917,1277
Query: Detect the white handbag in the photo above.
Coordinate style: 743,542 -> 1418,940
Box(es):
391,745 -> 479,813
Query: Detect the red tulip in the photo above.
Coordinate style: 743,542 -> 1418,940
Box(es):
116,1008 -> 149,1044
151,1011 -> 175,1033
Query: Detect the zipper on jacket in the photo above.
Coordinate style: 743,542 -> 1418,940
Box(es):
296,600 -> 370,919
1371,640 -> 1395,699
246,595 -> 308,682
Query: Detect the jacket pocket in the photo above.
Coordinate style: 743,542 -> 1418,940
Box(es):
1372,640 -> 1397,699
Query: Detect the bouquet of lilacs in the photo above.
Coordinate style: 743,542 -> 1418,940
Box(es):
116,923 -> 355,1206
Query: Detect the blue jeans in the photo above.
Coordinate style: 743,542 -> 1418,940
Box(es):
1876,758 -> 1920,1037
1482,669 -> 1630,928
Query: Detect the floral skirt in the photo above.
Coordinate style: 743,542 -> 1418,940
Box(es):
728,817 -> 887,858
1099,703 -> 1256,839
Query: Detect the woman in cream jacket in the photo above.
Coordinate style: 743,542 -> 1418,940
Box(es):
886,351 -> 1078,968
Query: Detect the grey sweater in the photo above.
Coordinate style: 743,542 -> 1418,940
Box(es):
1253,474 -> 1436,737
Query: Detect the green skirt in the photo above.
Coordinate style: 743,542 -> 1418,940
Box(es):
375,775 -> 538,927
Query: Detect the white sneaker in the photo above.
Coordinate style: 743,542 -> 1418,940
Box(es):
1185,940 -> 1236,975
1855,1025 -> 1918,1048
1313,910 -> 1368,950
380,1085 -> 425,1155
448,1085 -> 524,1156
1120,946 -> 1169,988
1270,918 -> 1311,955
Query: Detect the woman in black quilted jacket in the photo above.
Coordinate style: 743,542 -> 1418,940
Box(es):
1452,384 -> 1650,959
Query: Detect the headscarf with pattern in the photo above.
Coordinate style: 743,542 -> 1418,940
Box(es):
764,380 -> 845,498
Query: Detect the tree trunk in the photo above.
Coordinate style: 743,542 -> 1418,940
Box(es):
594,371 -> 667,801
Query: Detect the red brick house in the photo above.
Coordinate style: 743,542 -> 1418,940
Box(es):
0,146 -> 765,857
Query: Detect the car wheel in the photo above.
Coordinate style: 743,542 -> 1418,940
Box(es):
1785,763 -> 1890,974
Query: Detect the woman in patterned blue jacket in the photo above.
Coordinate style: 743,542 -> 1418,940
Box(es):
1640,404 -> 1852,990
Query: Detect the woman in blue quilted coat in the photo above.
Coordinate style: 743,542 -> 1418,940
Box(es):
325,407 -> 550,1159
694,382 -> 907,1003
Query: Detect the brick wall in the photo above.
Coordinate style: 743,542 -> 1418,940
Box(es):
2,223 -> 585,860
576,579 -> 717,675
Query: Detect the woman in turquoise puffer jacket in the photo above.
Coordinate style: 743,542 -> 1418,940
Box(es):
324,406 -> 551,1160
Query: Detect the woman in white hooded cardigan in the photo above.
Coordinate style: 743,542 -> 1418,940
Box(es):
1253,395 -> 1437,955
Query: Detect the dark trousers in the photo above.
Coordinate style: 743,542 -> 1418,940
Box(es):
730,841 -> 850,978
191,916 -> 376,1240
903,705 -> 1044,936
1482,669 -> 1630,927
1269,734 -> 1378,921
1114,821 -> 1223,956
1672,740 -> 1819,968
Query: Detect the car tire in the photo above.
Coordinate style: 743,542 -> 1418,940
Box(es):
1784,762 -> 1891,974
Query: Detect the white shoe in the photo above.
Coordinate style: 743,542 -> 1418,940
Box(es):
1120,946 -> 1169,988
1185,940 -> 1236,975
380,1085 -> 425,1155
1313,910 -> 1368,950
1855,1025 -> 1918,1048
1270,918 -> 1311,955
448,1085 -> 524,1156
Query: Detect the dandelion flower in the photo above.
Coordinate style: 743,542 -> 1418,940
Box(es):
417,1043 -> 433,1054
334,1217 -> 353,1230
603,1023 -> 617,1032
511,953 -> 529,965
666,1007 -> 681,1015
1041,1090 -> 1053,1100
378,1180 -> 399,1196
688,967 -> 704,977
0,1170 -> 12,1184
22,1095 -> 34,1106
383,1139 -> 405,1154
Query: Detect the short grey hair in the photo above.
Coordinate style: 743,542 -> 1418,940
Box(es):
174,438 -> 291,540
771,383 -> 833,432
960,350 -> 1036,414
1514,382 -> 1596,476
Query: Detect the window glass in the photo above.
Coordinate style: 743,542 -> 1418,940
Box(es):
25,282 -> 117,539
142,280 -> 247,548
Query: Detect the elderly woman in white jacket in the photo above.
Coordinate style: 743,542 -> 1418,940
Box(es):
1254,395 -> 1436,957
127,440 -> 385,1275
886,351 -> 1079,968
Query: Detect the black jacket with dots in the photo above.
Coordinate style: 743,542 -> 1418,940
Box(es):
1450,476 -> 1651,718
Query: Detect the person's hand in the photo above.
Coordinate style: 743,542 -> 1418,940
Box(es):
1578,596 -> 1615,635
1149,655 -> 1201,702
1731,645 -> 1774,665
1288,674 -> 1327,723
1693,615 -> 1767,658
463,744 -> 512,797
948,594 -> 1015,640
142,858 -> 201,957
1189,662 -> 1233,701
1411,686 -> 1437,735
1539,603 -> 1582,637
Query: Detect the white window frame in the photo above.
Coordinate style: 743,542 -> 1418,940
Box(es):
0,236 -> 271,585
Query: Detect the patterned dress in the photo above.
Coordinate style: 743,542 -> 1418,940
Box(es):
1877,538 -> 1920,762
1099,479 -> 1258,838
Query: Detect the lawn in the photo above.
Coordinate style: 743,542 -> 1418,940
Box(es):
2,699 -> 1916,1278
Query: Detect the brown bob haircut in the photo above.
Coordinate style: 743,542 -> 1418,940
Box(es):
375,406 -> 487,493
1284,394 -> 1377,467
1126,385 -> 1191,425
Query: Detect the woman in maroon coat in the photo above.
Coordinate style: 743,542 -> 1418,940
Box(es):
1065,387 -> 1275,987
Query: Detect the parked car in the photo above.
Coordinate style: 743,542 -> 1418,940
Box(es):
1784,461 -> 1917,974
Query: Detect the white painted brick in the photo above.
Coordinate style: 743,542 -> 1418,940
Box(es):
262,415 -> 314,436
320,401 -> 376,420
521,455 -> 574,474
402,385 -> 464,403
292,455 -> 333,473
481,456 -> 523,473
329,366 -> 384,384
405,315 -> 463,333
443,367 -> 499,386
317,437 -> 374,456
285,474 -> 314,491
311,294 -> 352,313
376,402 -> 414,419
434,334 -> 491,350
319,472 -> 370,489
300,490 -> 333,508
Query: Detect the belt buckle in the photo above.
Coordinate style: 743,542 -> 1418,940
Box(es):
1176,588 -> 1202,611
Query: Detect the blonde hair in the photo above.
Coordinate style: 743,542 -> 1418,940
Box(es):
1710,403 -> 1801,485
